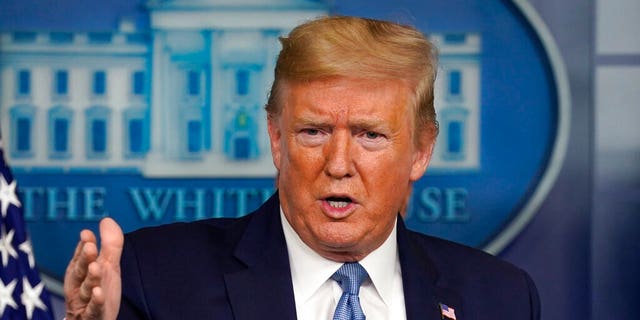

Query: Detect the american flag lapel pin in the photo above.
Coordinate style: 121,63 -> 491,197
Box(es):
439,303 -> 457,320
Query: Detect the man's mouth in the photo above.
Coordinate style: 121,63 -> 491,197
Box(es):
326,197 -> 352,209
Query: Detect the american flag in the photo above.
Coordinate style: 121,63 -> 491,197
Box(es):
440,303 -> 457,320
0,136 -> 54,319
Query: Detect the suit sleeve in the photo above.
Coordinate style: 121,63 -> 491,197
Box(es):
523,270 -> 541,320
117,236 -> 151,320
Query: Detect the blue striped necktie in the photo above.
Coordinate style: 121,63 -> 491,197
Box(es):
331,262 -> 369,320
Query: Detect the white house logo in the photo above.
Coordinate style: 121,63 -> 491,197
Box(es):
0,0 -> 569,295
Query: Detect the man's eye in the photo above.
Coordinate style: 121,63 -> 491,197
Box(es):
302,128 -> 320,135
365,131 -> 382,139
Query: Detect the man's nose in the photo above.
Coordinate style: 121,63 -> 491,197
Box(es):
324,132 -> 356,179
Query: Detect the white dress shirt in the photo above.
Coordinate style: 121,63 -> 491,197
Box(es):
281,210 -> 407,320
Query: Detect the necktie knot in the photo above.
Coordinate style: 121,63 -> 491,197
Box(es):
331,262 -> 368,295
331,262 -> 368,320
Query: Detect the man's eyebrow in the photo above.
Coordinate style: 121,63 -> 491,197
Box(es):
349,118 -> 390,131
292,114 -> 332,127
292,114 -> 393,132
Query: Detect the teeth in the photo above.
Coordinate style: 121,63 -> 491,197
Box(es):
328,200 -> 349,208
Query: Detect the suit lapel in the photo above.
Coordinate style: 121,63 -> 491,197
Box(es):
397,217 -> 465,320
223,198 -> 466,320
223,193 -> 297,320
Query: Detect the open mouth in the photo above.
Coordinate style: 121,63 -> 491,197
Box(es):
326,197 -> 353,209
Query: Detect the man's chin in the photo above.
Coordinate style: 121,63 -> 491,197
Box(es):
317,249 -> 367,263
315,237 -> 369,261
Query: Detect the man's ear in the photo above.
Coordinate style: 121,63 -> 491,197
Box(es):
267,115 -> 282,171
410,130 -> 435,182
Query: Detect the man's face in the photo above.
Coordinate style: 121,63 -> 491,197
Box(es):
268,77 -> 433,262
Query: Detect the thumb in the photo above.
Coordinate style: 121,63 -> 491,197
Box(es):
98,217 -> 124,264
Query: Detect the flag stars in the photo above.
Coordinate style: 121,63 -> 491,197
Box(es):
18,239 -> 35,269
1,143 -> 53,318
0,175 -> 21,218
20,277 -> 47,320
0,225 -> 18,267
0,278 -> 17,316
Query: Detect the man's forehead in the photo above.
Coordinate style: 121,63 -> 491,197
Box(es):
282,98 -> 411,136
284,77 -> 410,103
273,77 -> 416,127
292,107 -> 391,128
285,76 -> 408,91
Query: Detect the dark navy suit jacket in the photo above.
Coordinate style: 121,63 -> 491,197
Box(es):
118,193 -> 540,319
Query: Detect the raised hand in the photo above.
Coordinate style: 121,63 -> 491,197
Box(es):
64,218 -> 124,320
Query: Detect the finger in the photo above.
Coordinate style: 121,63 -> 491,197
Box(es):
77,241 -> 99,279
79,261 -> 102,304
84,286 -> 105,320
66,241 -> 98,292
97,217 -> 124,265
67,230 -> 97,272
80,228 -> 98,244
65,240 -> 84,293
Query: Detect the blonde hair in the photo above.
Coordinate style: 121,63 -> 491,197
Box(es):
266,15 -> 439,141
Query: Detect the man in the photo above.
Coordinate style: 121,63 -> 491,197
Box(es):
64,16 -> 540,320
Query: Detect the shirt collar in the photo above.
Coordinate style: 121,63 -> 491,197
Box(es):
281,208 -> 400,307
359,219 -> 399,307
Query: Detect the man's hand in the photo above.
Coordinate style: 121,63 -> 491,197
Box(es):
64,218 -> 124,320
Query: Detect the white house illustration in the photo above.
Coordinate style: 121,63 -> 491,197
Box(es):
0,0 -> 480,177
430,33 -> 481,171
